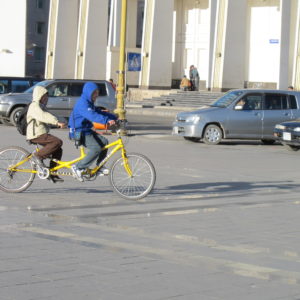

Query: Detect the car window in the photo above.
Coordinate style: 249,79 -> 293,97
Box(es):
211,90 -> 244,107
264,94 -> 288,110
24,80 -> 52,93
96,83 -> 107,97
48,83 -> 68,97
0,80 -> 8,94
236,94 -> 262,110
69,83 -> 84,96
289,95 -> 298,109
11,80 -> 31,93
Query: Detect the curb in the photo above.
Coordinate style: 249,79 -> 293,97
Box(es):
125,106 -> 195,117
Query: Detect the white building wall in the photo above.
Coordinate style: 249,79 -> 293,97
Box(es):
1,0 -> 298,90
247,0 -> 280,85
140,0 -> 174,88
46,0 -> 78,79
278,0 -> 292,89
207,0 -> 218,90
75,0 -> 108,80
173,0 -> 210,88
0,0 -> 27,76
289,0 -> 298,87
222,0 -> 248,89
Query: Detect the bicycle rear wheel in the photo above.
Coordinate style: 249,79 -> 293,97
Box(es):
0,146 -> 35,193
109,153 -> 156,200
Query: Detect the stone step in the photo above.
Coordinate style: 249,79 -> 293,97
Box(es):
127,90 -> 225,108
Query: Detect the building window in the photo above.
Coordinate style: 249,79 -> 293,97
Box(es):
36,22 -> 45,34
11,81 -> 31,93
36,0 -> 44,9
34,47 -> 45,61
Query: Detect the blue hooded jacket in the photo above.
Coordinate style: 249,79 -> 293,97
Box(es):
68,82 -> 117,138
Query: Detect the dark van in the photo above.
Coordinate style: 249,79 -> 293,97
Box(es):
0,77 -> 42,94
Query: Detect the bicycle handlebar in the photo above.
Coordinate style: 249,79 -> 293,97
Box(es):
110,119 -> 128,135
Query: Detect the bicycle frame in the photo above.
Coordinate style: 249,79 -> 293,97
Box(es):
9,136 -> 133,178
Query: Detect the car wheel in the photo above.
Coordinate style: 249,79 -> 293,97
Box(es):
184,137 -> 200,142
203,125 -> 222,145
9,107 -> 25,126
261,139 -> 275,145
283,144 -> 299,151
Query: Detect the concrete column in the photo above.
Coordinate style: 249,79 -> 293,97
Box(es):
208,0 -> 218,90
75,0 -> 108,79
278,0 -> 291,89
127,0 -> 138,48
211,0 -> 227,90
140,0 -> 174,89
293,0 -> 300,89
45,0 -> 79,79
108,0 -> 121,47
212,0 -> 248,91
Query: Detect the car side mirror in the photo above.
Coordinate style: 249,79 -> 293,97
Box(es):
235,105 -> 243,110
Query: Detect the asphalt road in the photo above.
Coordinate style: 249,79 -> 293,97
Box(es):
0,115 -> 300,299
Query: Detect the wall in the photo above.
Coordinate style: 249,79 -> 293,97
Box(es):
222,0 -> 247,89
246,0 -> 280,85
45,0 -> 79,79
76,0 -> 108,80
173,0 -> 210,84
26,0 -> 50,77
0,0 -> 26,76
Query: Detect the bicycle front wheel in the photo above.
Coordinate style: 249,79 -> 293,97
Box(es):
0,146 -> 35,193
109,153 -> 156,200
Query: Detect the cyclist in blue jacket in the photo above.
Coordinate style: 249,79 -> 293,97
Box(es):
69,82 -> 117,181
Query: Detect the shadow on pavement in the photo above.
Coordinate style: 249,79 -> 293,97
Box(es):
157,180 -> 298,195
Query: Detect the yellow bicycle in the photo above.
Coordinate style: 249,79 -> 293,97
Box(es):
0,124 -> 156,200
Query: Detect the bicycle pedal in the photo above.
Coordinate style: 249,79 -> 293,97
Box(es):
37,167 -> 50,180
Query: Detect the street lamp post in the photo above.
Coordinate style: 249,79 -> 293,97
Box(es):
114,0 -> 127,133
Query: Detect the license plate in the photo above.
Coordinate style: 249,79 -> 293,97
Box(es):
173,126 -> 178,134
283,132 -> 291,141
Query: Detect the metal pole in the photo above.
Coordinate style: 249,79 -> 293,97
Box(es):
115,0 -> 127,126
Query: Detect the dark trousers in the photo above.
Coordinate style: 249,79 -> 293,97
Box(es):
30,133 -> 63,168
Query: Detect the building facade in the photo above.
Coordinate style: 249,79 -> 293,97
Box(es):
26,0 -> 50,77
0,0 -> 49,78
1,0 -> 300,91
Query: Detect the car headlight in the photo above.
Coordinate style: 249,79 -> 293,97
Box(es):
275,124 -> 286,130
186,115 -> 201,124
293,127 -> 300,132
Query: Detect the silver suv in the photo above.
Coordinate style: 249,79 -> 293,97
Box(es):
0,79 -> 116,126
